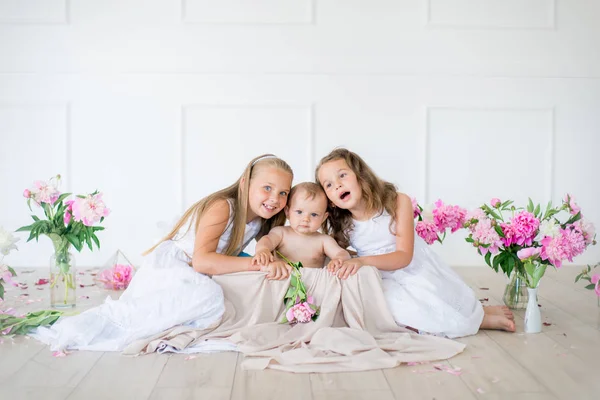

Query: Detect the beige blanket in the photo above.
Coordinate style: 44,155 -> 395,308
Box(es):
123,266 -> 465,372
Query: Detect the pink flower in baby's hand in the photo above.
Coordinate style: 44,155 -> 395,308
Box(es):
517,247 -> 541,260
490,198 -> 501,208
286,301 -> 316,324
591,274 -> 600,296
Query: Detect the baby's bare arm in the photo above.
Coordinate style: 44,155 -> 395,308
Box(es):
253,227 -> 285,266
322,235 -> 351,261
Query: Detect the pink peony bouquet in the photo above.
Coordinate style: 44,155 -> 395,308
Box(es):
277,251 -> 320,325
96,264 -> 134,290
412,198 -> 467,245
463,194 -> 596,288
16,175 -> 110,306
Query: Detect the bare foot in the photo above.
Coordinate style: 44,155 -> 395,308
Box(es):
480,314 -> 516,332
484,305 -> 514,320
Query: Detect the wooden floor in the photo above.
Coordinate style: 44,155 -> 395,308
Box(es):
1,266 -> 599,400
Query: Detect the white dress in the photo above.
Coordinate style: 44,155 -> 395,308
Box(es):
32,200 -> 261,351
349,211 -> 484,338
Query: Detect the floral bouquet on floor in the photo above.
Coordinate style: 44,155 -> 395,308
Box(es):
0,226 -> 20,300
95,250 -> 135,290
412,198 -> 467,245
16,175 -> 110,308
276,251 -> 320,325
463,195 -> 596,310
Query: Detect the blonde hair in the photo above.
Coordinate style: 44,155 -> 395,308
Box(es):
144,154 -> 293,256
289,182 -> 326,203
315,148 -> 398,249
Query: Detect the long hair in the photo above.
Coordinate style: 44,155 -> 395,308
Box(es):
315,148 -> 397,249
144,154 -> 293,256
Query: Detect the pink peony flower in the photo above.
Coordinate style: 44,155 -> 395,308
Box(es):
64,200 -> 74,225
71,193 -> 110,226
32,180 -> 60,205
517,247 -> 541,260
591,274 -> 600,296
416,220 -> 439,245
573,219 -> 596,245
500,223 -> 516,247
472,219 -> 502,255
564,194 -> 581,216
510,211 -> 540,247
432,200 -> 467,233
490,198 -> 501,208
97,264 -> 134,290
464,208 -> 487,230
540,235 -> 569,268
23,189 -> 31,198
286,301 -> 316,324
561,226 -> 586,261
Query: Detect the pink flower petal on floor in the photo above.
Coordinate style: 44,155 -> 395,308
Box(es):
406,362 -> 419,366
477,388 -> 485,394
184,355 -> 197,361
52,351 -> 68,357
34,278 -> 49,285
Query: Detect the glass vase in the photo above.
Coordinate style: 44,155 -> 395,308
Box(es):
49,234 -> 76,308
503,271 -> 528,310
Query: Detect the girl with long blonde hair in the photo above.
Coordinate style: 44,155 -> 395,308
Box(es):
33,154 -> 294,352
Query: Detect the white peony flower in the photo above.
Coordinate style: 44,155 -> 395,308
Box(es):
0,226 -> 19,256
538,219 -> 560,239
421,204 -> 434,221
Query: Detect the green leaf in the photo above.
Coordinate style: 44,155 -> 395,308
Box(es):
532,264 -> 547,288
15,224 -> 34,232
494,225 -> 505,238
55,193 -> 71,204
92,226 -> 105,232
290,274 -> 298,288
91,234 -> 100,249
7,266 -> 16,276
527,198 -> 534,213
42,202 -> 53,219
484,251 -> 492,267
66,234 -> 81,251
0,284 -> 4,300
585,284 -> 595,290
533,203 -> 541,218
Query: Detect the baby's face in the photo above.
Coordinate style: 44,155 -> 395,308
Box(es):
285,191 -> 328,235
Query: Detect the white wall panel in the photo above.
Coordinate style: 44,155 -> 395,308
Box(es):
0,1 -> 598,268
182,0 -> 314,25
0,0 -> 68,24
427,0 -> 555,29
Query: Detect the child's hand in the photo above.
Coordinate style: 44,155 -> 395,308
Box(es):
327,258 -> 344,274
252,249 -> 274,268
334,259 -> 364,280
261,261 -> 292,281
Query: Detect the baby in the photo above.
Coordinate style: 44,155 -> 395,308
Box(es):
252,182 -> 351,275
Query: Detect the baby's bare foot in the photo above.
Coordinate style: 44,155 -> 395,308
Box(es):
481,314 -> 516,332
484,305 -> 514,320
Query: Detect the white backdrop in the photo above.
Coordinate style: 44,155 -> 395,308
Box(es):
0,0 -> 598,267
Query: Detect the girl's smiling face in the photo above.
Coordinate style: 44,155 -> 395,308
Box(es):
247,166 -> 292,221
